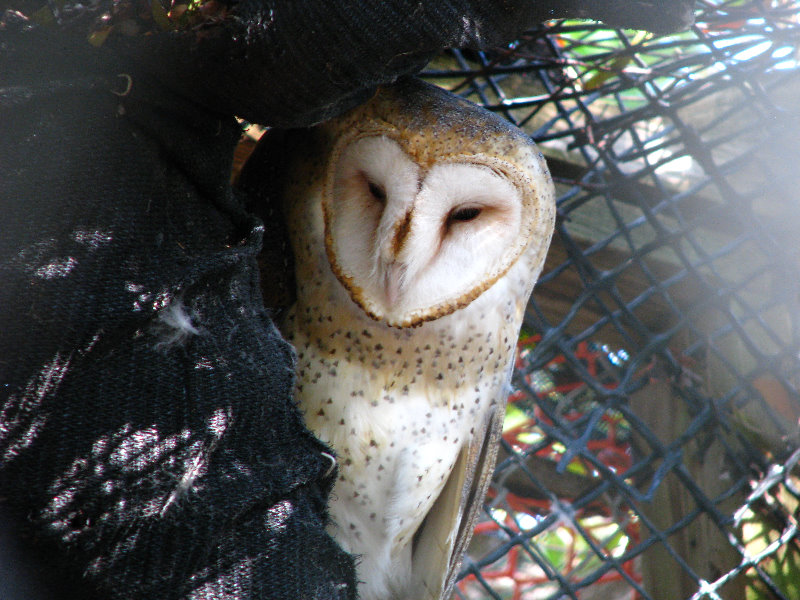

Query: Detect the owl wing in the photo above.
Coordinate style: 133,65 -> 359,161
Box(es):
410,403 -> 505,600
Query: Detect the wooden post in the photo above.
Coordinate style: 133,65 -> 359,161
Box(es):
629,376 -> 747,600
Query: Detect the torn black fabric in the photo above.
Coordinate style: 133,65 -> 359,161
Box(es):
128,0 -> 694,127
2,0 -> 694,128
0,31 -> 354,600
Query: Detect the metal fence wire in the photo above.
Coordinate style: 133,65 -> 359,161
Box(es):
420,2 -> 800,599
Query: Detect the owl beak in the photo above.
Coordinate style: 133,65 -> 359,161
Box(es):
384,262 -> 406,307
383,208 -> 413,307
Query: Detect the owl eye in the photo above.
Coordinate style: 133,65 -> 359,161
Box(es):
447,206 -> 482,225
367,179 -> 387,204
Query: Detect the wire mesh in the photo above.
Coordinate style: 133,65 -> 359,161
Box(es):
421,2 -> 800,599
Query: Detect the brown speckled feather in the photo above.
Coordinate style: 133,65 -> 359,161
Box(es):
412,405 -> 504,599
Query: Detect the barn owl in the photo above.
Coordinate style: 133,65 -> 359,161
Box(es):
240,78 -> 555,600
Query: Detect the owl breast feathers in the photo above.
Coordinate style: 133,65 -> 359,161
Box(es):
241,77 -> 556,600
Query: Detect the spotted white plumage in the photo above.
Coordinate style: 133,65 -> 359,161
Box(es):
246,78 -> 555,600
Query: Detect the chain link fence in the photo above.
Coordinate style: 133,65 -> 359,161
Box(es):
422,2 -> 800,599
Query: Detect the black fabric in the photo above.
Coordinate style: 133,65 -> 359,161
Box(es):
131,0 -> 694,127
0,31 -> 354,600
0,2 -> 694,598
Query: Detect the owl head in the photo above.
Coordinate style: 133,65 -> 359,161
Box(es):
256,78 -> 556,328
